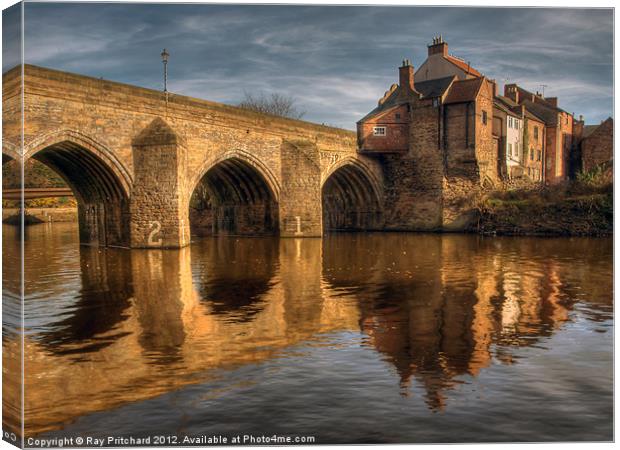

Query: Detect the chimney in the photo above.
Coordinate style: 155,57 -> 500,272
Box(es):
504,84 -> 519,104
546,97 -> 558,108
428,35 -> 448,57
399,59 -> 415,92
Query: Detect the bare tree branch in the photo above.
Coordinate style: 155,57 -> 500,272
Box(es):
238,90 -> 306,119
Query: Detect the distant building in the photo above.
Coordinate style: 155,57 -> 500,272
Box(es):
357,36 -> 606,228
415,36 -> 482,83
579,117 -> 613,174
504,84 -> 574,184
493,95 -> 525,180
522,108 -> 546,183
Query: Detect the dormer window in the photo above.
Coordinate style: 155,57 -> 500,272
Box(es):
373,126 -> 387,136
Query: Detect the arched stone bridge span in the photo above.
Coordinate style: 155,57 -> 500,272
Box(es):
3,65 -> 384,248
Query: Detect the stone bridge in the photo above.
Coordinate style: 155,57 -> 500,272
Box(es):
2,65 -> 385,248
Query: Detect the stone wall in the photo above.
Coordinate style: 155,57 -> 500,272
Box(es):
382,95 -> 444,230
582,118 -> 613,173
3,65 -> 364,246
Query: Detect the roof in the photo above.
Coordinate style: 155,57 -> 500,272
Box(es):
357,86 -> 405,122
523,108 -> 545,123
445,54 -> 482,77
514,84 -> 570,115
496,95 -> 518,108
444,77 -> 485,104
582,124 -> 600,139
494,96 -> 521,117
415,75 -> 455,99
521,99 -> 562,126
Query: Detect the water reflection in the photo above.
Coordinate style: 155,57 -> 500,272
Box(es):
2,224 -> 612,439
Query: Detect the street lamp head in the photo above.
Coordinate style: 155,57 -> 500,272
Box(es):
161,48 -> 169,63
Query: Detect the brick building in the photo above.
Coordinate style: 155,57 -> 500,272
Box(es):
357,36 -> 609,230
493,95 -> 525,179
578,117 -> 613,173
522,109 -> 546,182
493,94 -> 546,182
358,57 -> 497,230
504,84 -> 574,184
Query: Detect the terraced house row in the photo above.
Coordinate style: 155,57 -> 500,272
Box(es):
358,36 -> 613,186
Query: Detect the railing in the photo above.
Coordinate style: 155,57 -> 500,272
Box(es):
2,188 -> 74,200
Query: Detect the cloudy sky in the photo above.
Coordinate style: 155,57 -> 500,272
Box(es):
3,3 -> 614,129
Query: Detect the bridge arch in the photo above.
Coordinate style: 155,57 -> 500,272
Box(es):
22,130 -> 132,246
2,142 -> 21,165
321,157 -> 384,232
189,151 -> 280,236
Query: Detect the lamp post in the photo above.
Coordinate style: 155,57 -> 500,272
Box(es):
161,48 -> 169,92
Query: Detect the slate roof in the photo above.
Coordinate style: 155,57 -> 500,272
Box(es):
521,99 -> 561,126
357,87 -> 405,122
523,108 -> 545,123
444,77 -> 485,104
494,96 -> 521,117
582,124 -> 600,139
415,75 -> 455,99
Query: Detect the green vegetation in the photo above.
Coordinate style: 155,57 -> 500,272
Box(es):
476,168 -> 613,236
2,159 -> 76,209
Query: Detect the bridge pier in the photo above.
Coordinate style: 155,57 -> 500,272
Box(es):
278,140 -> 323,237
129,118 -> 190,249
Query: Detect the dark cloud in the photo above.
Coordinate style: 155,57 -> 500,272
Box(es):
5,3 -> 614,128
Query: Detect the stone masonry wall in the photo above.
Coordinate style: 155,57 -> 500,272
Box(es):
2,65 -> 361,246
582,118 -> 613,173
279,140 -> 322,236
130,118 -> 190,248
381,96 -> 443,230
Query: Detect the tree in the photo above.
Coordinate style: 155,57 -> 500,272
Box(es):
238,90 -> 305,119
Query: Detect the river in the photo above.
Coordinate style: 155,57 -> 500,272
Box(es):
2,222 -> 613,444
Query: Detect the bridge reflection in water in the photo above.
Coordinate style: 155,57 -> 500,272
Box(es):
2,223 -> 613,440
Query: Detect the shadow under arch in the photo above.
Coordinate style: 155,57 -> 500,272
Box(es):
23,130 -> 133,246
189,151 -> 280,236
322,158 -> 384,231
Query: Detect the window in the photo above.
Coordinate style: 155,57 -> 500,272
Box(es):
508,117 -> 512,128
537,150 -> 542,161
530,147 -> 534,160
534,126 -> 539,141
508,143 -> 512,157
395,113 -> 401,120
482,110 -> 488,125
373,126 -> 386,136
433,98 -> 440,107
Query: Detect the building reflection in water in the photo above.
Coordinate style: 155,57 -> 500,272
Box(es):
2,224 -> 612,437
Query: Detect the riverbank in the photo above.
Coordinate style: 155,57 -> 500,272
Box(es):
473,180 -> 613,237
2,207 -> 77,225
